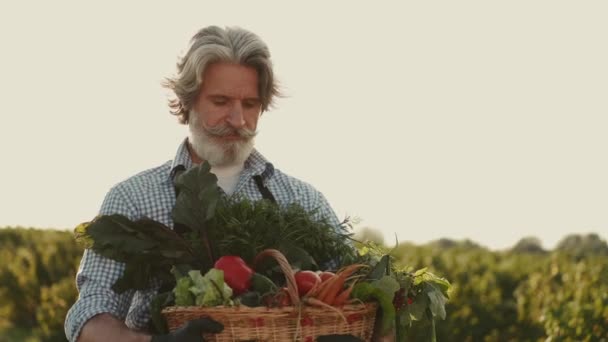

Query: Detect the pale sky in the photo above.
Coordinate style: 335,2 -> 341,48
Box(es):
1,1 -> 606,250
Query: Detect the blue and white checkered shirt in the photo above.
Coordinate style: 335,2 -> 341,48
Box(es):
64,139 -> 342,341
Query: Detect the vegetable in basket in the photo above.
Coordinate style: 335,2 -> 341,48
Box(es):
173,269 -> 233,307
294,270 -> 321,295
213,255 -> 253,295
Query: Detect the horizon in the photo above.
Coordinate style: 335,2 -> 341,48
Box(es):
1,1 -> 607,251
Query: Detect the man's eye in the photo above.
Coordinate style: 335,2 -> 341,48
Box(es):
213,100 -> 227,106
243,100 -> 259,109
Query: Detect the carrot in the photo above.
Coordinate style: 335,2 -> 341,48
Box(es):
303,297 -> 347,323
332,282 -> 356,306
306,275 -> 329,298
319,264 -> 366,304
313,275 -> 338,300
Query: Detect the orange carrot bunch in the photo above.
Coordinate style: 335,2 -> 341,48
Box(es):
306,264 -> 367,306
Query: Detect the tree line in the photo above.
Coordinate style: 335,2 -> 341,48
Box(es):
0,226 -> 606,341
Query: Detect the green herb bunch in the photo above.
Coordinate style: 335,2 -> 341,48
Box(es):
208,197 -> 356,269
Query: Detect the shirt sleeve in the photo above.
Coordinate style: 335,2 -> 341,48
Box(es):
310,190 -> 343,231
64,183 -> 139,342
306,189 -> 355,270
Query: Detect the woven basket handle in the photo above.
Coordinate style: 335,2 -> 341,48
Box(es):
252,249 -> 300,306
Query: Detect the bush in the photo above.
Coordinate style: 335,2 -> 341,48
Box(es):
1,227 -> 606,341
0,227 -> 83,341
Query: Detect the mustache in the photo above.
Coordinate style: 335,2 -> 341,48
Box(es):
202,123 -> 257,139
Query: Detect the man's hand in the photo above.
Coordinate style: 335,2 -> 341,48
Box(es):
151,318 -> 223,342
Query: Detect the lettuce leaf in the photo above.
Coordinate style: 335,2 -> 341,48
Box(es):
188,269 -> 233,307
173,276 -> 194,306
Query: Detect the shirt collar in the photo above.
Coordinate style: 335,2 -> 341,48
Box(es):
168,138 -> 275,182
168,138 -> 194,182
244,148 -> 275,179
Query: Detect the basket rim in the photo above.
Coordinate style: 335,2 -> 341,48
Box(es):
161,301 -> 377,314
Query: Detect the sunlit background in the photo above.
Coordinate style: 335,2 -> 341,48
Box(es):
1,1 -> 606,250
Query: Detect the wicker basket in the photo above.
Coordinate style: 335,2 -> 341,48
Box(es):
161,249 -> 378,341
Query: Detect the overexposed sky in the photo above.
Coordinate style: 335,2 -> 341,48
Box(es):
1,1 -> 606,250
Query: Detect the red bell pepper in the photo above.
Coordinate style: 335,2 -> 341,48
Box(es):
214,256 -> 254,295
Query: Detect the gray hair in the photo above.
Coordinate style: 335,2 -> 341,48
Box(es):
163,26 -> 280,124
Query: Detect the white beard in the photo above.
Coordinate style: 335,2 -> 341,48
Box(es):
188,112 -> 256,167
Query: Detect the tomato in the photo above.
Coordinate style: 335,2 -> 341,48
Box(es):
295,270 -> 321,296
318,271 -> 336,283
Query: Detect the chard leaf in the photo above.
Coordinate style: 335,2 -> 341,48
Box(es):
172,162 -> 220,268
281,244 -> 317,270
426,284 -> 448,320
396,309 -> 412,342
173,162 -> 221,230
74,214 -> 196,293
367,255 -> 390,280
371,275 -> 400,298
414,269 -> 451,298
112,257 -> 153,292
407,291 -> 429,321
161,250 -> 187,259
150,291 -> 171,334
397,273 -> 413,295
413,267 -> 428,279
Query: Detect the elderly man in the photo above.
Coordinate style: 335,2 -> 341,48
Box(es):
64,26 -> 359,342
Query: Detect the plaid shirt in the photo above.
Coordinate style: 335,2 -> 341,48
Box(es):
64,139 -> 342,341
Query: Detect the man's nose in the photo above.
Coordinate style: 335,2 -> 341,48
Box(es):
227,102 -> 246,128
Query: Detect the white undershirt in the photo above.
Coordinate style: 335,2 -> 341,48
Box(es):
210,163 -> 244,196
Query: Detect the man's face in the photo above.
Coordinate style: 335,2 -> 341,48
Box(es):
188,62 -> 262,166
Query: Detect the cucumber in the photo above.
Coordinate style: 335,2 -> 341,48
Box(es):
250,272 -> 277,295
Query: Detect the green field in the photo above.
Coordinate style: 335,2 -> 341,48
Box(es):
0,227 -> 606,341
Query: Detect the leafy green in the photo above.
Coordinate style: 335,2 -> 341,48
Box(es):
172,162 -> 221,270
173,276 -> 194,306
149,291 -> 172,334
426,283 -> 448,320
413,269 -> 451,298
368,255 -> 390,280
188,269 -> 233,307
173,269 -> 234,307
207,198 -> 356,269
406,290 -> 429,321
74,215 -> 199,293
371,275 -> 400,297
172,162 -> 220,227
357,250 -> 452,341
352,282 -> 395,333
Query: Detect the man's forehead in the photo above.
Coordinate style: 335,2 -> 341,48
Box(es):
207,93 -> 260,101
201,62 -> 259,97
